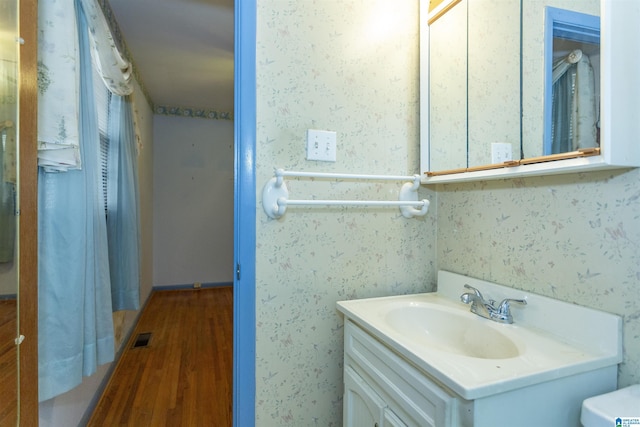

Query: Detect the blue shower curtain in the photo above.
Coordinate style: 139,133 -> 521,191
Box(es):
37,0 -> 115,401
107,94 -> 141,311
551,71 -> 574,154
551,52 -> 598,154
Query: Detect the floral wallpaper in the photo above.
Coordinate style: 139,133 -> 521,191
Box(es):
255,1 -> 436,425
435,168 -> 640,388
254,1 -> 638,425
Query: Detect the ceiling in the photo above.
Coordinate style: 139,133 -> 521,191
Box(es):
107,0 -> 235,113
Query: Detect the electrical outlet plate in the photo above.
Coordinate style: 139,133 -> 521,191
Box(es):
306,129 -> 337,162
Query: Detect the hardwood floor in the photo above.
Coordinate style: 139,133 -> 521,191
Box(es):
0,299 -> 17,425
88,287 -> 233,427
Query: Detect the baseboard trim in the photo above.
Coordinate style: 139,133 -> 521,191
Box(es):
152,281 -> 233,291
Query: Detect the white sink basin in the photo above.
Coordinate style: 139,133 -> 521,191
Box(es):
385,302 -> 520,359
337,271 -> 622,400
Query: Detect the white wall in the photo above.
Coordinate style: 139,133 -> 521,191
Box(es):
152,115 -> 234,287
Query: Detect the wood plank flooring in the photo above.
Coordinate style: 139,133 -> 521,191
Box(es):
88,287 -> 233,427
0,299 -> 17,426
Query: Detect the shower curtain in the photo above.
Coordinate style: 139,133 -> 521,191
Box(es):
38,0 -> 138,401
107,94 -> 140,311
38,0 -> 115,401
550,49 -> 598,154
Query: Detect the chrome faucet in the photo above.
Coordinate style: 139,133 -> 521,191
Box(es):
460,284 -> 527,324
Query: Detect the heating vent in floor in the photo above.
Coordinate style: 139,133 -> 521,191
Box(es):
132,332 -> 152,348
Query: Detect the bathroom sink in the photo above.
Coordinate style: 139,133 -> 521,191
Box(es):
385,303 -> 520,359
337,271 -> 622,400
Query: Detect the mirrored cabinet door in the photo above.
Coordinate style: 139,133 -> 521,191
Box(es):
0,0 -> 21,424
420,0 -> 640,183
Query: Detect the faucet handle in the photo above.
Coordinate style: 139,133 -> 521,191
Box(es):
497,298 -> 527,315
463,284 -> 484,299
492,298 -> 526,324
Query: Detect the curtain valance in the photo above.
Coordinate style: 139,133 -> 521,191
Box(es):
37,0 -> 81,172
37,0 -> 133,172
80,0 -> 134,97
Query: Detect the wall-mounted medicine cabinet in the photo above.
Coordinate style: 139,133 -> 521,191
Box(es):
420,0 -> 640,184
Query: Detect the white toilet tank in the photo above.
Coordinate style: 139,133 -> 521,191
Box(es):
581,385 -> 640,427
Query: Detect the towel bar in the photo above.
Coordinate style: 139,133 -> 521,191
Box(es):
262,169 -> 430,219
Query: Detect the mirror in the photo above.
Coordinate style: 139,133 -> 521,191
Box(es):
542,7 -> 600,157
0,0 -> 20,424
425,0 -> 601,174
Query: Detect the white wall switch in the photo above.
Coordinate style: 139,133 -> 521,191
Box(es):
491,142 -> 513,164
306,129 -> 337,162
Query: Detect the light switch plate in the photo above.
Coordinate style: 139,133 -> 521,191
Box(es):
306,129 -> 337,162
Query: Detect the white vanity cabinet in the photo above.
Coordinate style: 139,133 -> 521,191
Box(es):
343,320 -> 465,427
343,318 -> 618,427
340,271 -> 622,427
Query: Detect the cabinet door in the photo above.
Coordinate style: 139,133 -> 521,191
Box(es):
345,321 -> 458,426
344,366 -> 385,427
383,408 -> 409,427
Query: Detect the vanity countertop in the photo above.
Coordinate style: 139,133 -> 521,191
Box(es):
337,271 -> 622,400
